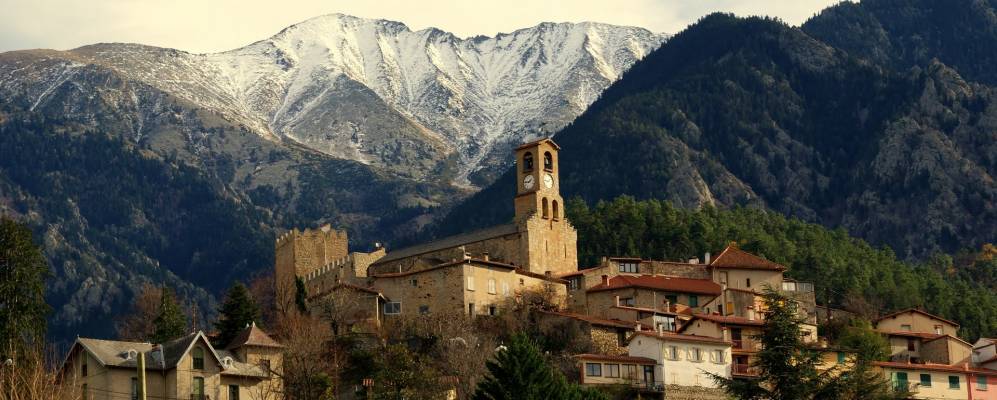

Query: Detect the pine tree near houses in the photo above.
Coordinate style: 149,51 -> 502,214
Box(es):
214,282 -> 261,347
151,288 -> 187,343
0,218 -> 50,360
473,333 -> 606,400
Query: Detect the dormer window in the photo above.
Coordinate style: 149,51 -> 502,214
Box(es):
192,347 -> 204,370
522,152 -> 534,172
543,151 -> 553,170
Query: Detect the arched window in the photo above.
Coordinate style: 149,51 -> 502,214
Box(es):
192,347 -> 205,370
522,152 -> 534,172
543,151 -> 553,170
542,198 -> 549,219
552,200 -> 559,220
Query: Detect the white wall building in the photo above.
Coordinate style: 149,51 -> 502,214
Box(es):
627,330 -> 732,388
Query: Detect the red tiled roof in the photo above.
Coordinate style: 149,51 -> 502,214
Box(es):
538,310 -> 636,329
587,275 -> 722,296
873,308 -> 960,328
574,353 -> 656,365
226,322 -> 283,350
514,137 -> 561,150
872,361 -> 997,376
710,245 -> 787,271
878,331 -> 944,340
631,331 -> 732,346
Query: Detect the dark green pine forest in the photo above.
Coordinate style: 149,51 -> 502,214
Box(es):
436,0 -> 997,339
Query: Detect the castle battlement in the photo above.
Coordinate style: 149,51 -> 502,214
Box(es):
302,253 -> 354,283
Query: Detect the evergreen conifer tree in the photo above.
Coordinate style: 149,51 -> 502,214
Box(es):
151,288 -> 187,343
214,282 -> 260,347
0,218 -> 50,359
294,276 -> 309,314
473,333 -> 605,400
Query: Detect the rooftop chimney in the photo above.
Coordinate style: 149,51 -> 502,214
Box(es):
704,252 -> 711,265
602,275 -> 609,286
747,306 -> 756,321
689,257 -> 700,264
482,252 -> 490,261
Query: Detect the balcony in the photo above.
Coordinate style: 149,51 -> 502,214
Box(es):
732,364 -> 759,377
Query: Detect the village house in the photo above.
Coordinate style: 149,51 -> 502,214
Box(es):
61,324 -> 282,400
625,330 -> 732,399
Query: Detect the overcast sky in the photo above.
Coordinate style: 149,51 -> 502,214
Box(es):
0,0 -> 845,54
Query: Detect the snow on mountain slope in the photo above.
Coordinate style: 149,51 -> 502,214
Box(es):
38,14 -> 667,185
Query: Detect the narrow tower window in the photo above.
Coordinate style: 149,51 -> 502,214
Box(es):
552,200 -> 559,220
523,152 -> 534,172
542,198 -> 549,219
543,151 -> 553,170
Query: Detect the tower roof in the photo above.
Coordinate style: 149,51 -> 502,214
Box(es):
226,322 -> 283,350
515,137 -> 560,151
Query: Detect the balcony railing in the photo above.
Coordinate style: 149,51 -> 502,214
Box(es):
733,364 -> 758,376
732,339 -> 743,349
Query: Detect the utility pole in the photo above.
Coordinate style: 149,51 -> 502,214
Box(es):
137,352 -> 147,400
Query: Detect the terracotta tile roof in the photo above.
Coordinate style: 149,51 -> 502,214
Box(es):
514,137 -> 561,150
587,275 -> 722,296
516,268 -> 568,284
574,353 -> 656,365
555,270 -> 585,278
710,245 -> 786,271
226,322 -> 283,350
373,223 -> 519,265
684,313 -> 765,327
725,287 -> 761,295
371,257 -> 516,278
631,331 -> 732,346
538,310 -> 636,329
872,361 -> 997,376
974,338 -> 997,349
309,283 -> 383,300
873,308 -> 960,328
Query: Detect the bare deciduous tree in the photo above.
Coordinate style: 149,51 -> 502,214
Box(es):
114,283 -> 162,341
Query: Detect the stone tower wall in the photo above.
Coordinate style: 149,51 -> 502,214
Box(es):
274,224 -> 349,288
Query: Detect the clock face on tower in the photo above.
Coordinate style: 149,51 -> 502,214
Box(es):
544,173 -> 554,188
523,175 -> 535,190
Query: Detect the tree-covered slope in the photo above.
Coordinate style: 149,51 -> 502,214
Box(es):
566,196 -> 997,341
437,9 -> 997,259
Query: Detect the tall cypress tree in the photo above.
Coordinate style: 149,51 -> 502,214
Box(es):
151,288 -> 186,343
214,282 -> 260,347
0,218 -> 50,358
473,333 -> 606,400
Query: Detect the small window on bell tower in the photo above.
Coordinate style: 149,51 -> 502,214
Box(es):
552,200 -> 559,220
523,152 -> 534,172
542,198 -> 549,219
543,151 -> 553,171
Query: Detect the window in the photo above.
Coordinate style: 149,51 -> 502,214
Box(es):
746,278 -> 751,288
585,363 -> 602,377
619,262 -> 638,273
542,198 -> 549,219
624,364 -> 638,379
522,152 -> 533,172
901,324 -> 912,331
568,277 -> 580,290
410,279 -> 418,287
921,374 -> 932,387
907,338 -> 916,352
81,355 -> 88,377
543,151 -> 553,170
552,200 -> 559,220
419,305 -> 429,315
689,295 -> 699,308
229,385 -> 240,400
894,372 -> 908,391
260,359 -> 271,374
131,377 -> 139,400
935,325 -> 944,334
665,295 -> 678,305
487,278 -> 496,294
713,350 -> 724,364
620,297 -> 635,306
468,303 -> 476,316
978,375 -> 988,390
193,377 -> 205,399
192,347 -> 205,370
950,375 -> 961,389
519,278 -> 525,286
488,305 -> 497,316
467,276 -> 475,291
690,348 -> 702,362
606,364 -> 620,378
384,302 -> 401,315
502,281 -> 510,296
668,346 -> 679,360
837,352 -> 846,364
617,330 -> 627,347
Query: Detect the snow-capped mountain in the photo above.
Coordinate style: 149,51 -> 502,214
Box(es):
39,14 -> 665,185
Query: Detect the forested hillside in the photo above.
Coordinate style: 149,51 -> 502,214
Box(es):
566,196 -> 997,341
438,1 -> 997,260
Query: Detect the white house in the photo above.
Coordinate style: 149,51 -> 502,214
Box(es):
627,330 -> 732,388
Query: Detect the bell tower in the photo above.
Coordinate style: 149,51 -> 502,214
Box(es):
512,138 -> 577,276
514,138 -> 564,222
